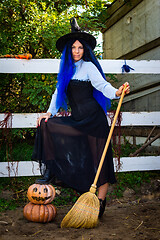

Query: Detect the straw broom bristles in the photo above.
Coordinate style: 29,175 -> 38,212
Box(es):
61,184 -> 100,228
61,84 -> 127,229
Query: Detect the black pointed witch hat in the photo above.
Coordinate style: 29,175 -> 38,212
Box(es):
56,18 -> 97,52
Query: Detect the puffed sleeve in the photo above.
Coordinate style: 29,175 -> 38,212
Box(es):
47,88 -> 59,116
87,62 -> 119,99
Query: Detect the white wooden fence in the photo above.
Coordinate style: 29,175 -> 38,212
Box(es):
0,59 -> 160,177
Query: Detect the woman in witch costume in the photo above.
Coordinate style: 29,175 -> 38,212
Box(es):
32,18 -> 130,217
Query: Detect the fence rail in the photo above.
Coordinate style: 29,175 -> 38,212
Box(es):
0,156 -> 160,178
0,59 -> 160,74
0,112 -> 160,128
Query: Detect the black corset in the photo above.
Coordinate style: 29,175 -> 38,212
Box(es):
67,80 -> 100,120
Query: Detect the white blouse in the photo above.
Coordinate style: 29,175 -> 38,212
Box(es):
47,59 -> 118,116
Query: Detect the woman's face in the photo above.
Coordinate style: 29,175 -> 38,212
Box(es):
72,40 -> 84,62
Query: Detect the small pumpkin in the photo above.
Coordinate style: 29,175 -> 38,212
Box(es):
27,184 -> 56,204
23,202 -> 57,223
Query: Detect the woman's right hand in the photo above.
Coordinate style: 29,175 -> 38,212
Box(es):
36,112 -> 52,127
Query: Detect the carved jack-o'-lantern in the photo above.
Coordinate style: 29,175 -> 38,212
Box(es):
27,184 -> 56,205
23,202 -> 57,223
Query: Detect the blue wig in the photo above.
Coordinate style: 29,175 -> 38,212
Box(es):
56,40 -> 76,110
56,38 -> 111,113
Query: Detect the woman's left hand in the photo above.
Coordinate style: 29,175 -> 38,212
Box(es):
116,82 -> 130,97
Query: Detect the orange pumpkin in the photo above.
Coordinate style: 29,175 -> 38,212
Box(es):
27,184 -> 56,204
23,202 -> 57,223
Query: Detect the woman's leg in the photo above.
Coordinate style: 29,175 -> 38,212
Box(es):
98,182 -> 109,200
98,183 -> 109,218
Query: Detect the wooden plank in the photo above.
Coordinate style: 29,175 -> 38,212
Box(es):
117,112 -> 160,126
103,0 -> 125,18
0,156 -> 160,177
0,113 -> 39,128
0,161 -> 40,177
100,59 -> 160,74
0,112 -> 159,128
118,37 -> 160,59
123,85 -> 160,103
120,126 -> 160,137
0,59 -> 60,74
0,59 -> 160,74
100,0 -> 125,25
118,156 -> 160,172
111,72 -> 160,94
101,0 -> 143,32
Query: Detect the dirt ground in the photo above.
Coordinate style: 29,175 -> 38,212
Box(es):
0,180 -> 160,240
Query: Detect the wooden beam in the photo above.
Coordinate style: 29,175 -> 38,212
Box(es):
0,59 -> 160,74
117,37 -> 160,59
101,0 -> 143,33
100,0 -> 125,24
118,112 -> 160,127
0,156 -> 160,177
0,112 -> 160,128
118,156 -> 160,172
0,59 -> 60,74
0,161 -> 40,177
120,126 -> 160,137
129,132 -> 160,157
122,85 -> 160,103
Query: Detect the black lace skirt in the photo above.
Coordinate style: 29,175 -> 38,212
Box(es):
32,81 -> 116,192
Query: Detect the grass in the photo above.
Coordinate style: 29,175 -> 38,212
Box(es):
0,177 -> 36,212
0,171 -> 159,212
107,171 -> 152,200
0,176 -> 80,212
0,142 -> 34,162
0,198 -> 18,211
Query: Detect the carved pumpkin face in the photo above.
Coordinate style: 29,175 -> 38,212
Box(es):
27,184 -> 56,204
23,202 -> 57,223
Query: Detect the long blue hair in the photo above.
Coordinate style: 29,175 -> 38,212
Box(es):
56,38 -> 111,113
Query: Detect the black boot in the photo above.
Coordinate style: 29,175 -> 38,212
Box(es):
35,168 -> 55,184
98,198 -> 106,218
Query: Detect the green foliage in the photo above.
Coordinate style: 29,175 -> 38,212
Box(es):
53,188 -> 79,207
0,73 -> 57,113
0,0 -> 108,58
0,0 -> 114,114
22,73 -> 57,112
0,198 -> 18,212
120,136 -> 143,157
0,176 -> 36,212
0,128 -> 35,162
118,171 -> 150,191
12,128 -> 36,139
0,142 -> 34,162
107,171 -> 157,200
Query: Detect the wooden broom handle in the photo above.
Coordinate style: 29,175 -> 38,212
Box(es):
92,84 -> 127,187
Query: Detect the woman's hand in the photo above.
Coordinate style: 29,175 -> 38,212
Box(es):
36,112 -> 52,127
116,82 -> 130,97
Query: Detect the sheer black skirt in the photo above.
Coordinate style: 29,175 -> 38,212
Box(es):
32,80 -> 116,192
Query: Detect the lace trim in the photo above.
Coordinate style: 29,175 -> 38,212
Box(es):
71,79 -> 90,84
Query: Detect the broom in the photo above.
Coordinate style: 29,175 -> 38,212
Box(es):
61,83 -> 127,229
